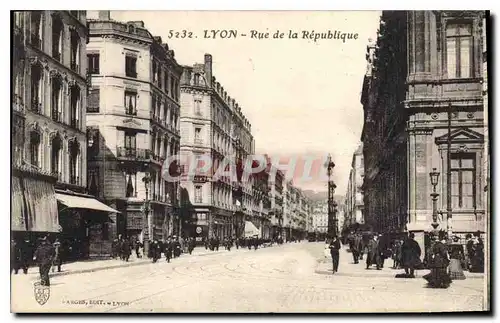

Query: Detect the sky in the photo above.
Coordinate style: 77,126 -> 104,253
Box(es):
95,11 -> 381,195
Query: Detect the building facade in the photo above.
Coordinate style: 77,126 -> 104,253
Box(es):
179,54 -> 255,241
344,143 -> 365,228
86,12 -> 182,246
312,202 -> 328,234
361,11 -> 487,250
12,11 -> 90,253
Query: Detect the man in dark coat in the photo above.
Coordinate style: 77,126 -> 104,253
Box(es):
173,236 -> 182,258
401,233 -> 421,278
164,237 -> 173,262
122,239 -> 131,262
33,237 -> 55,286
366,234 -> 382,270
135,239 -> 142,258
188,237 -> 196,255
151,240 -> 162,263
329,236 -> 341,274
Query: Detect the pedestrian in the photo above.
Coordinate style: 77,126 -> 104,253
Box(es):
122,239 -> 131,262
135,239 -> 142,258
366,234 -> 381,270
52,238 -> 63,273
392,239 -> 403,269
151,240 -> 161,263
448,236 -> 466,280
188,237 -> 195,255
423,232 -> 452,288
329,236 -> 341,274
173,236 -> 181,258
465,233 -> 474,270
164,237 -> 173,262
470,231 -> 484,273
400,233 -> 421,278
33,236 -> 55,286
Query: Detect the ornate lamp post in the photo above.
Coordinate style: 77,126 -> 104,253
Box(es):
429,168 -> 440,232
325,154 -> 336,237
333,200 -> 339,237
142,172 -> 151,257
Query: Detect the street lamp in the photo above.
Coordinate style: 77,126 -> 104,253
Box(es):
333,200 -> 338,236
429,168 -> 440,232
142,172 -> 151,257
325,154 -> 336,237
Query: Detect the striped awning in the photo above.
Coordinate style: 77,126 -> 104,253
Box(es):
12,176 -> 60,232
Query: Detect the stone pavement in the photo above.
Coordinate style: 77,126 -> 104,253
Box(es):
11,242 -> 487,313
316,246 -> 485,280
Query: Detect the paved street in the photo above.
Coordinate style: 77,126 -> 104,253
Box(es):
11,242 -> 486,313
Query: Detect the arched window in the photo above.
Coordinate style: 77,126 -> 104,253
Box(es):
70,85 -> 81,128
51,76 -> 63,122
70,29 -> 80,72
30,11 -> 43,49
31,64 -> 43,113
29,130 -> 41,167
51,14 -> 63,61
51,134 -> 62,179
69,140 -> 80,185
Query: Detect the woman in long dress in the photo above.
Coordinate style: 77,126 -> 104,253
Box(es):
448,241 -> 466,280
423,234 -> 452,288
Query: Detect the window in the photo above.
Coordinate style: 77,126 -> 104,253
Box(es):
126,174 -> 135,197
152,60 -> 157,83
125,56 -> 137,78
51,77 -> 62,122
51,136 -> 62,179
29,131 -> 41,167
124,91 -> 137,115
195,185 -> 202,203
151,95 -> 156,117
70,30 -> 80,72
51,15 -> 63,61
446,23 -> 473,79
69,140 -> 80,185
164,73 -> 169,94
194,99 -> 202,115
87,88 -> 100,113
88,54 -> 100,74
70,86 -> 80,129
30,64 -> 43,113
194,127 -> 202,143
450,153 -> 476,209
30,11 -> 43,49
124,131 -> 136,149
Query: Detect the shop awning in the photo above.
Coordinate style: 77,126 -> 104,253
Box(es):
56,193 -> 121,214
244,221 -> 261,238
21,177 -> 60,232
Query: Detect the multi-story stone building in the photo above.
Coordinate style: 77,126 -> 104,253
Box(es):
312,202 -> 328,234
269,166 -> 285,240
179,54 -> 255,241
283,182 -> 309,240
12,11 -> 95,256
86,12 -> 182,248
344,143 -> 365,228
361,11 -> 487,251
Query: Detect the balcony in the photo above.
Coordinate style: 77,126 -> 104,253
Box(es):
30,32 -> 41,49
116,147 -> 151,160
150,152 -> 165,165
70,61 -> 79,73
69,175 -> 80,185
51,110 -> 62,122
31,101 -> 42,114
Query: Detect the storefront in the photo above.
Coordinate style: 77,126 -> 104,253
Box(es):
56,191 -> 120,259
244,220 -> 261,238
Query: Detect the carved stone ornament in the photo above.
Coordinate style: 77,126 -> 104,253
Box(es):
68,79 -> 77,87
467,112 -> 474,119
49,69 -> 61,79
431,113 -> 439,120
457,145 -> 469,153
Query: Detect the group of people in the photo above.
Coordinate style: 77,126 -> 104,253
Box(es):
112,235 -> 196,263
329,230 -> 485,289
11,236 -> 63,286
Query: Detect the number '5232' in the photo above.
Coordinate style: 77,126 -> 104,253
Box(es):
168,30 -> 194,39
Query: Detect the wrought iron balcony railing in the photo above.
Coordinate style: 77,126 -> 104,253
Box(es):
116,147 -> 151,160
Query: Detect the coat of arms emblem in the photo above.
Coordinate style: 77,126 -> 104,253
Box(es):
33,282 -> 50,306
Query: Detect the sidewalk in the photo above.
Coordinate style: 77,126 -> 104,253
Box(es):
315,247 -> 484,279
17,247 -> 241,281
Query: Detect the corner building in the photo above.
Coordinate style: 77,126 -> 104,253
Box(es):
12,11 -> 92,257
86,12 -> 182,245
179,54 -> 255,241
361,11 -> 487,251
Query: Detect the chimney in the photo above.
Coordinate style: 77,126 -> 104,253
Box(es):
204,54 -> 212,87
98,11 -> 110,20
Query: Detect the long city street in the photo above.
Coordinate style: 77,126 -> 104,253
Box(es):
11,242 -> 485,313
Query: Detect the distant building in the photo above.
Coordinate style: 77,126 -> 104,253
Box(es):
344,143 -> 364,228
313,202 -> 328,234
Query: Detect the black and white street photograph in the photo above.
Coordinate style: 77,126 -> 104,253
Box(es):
9,9 -> 490,313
